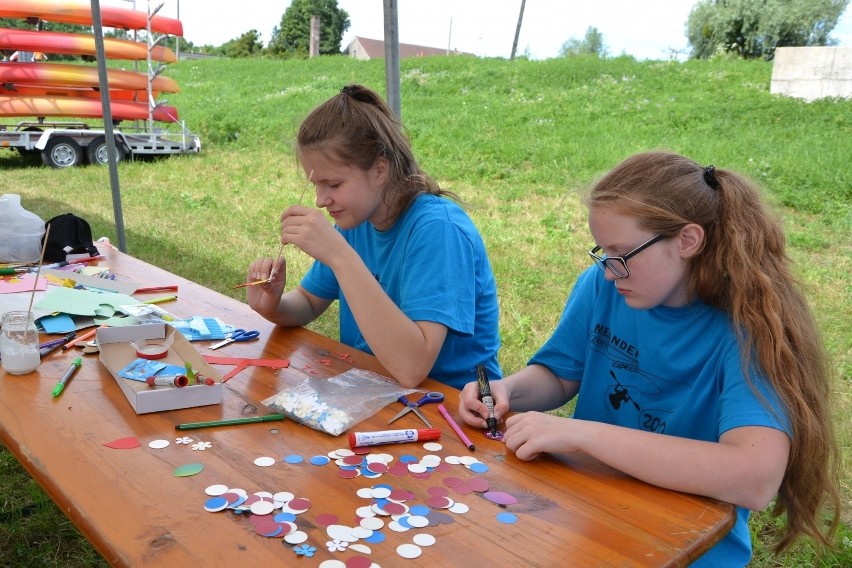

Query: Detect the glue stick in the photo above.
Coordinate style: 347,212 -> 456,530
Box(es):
349,428 -> 441,448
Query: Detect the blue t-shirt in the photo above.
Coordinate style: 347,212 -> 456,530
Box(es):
301,194 -> 502,389
529,267 -> 790,567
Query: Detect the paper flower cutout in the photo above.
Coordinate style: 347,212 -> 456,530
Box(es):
293,544 -> 316,557
326,539 -> 348,552
176,436 -> 193,444
192,441 -> 212,451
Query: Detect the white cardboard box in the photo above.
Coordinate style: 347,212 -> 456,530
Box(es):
97,323 -> 222,414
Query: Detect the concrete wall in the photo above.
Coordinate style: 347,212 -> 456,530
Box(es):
770,46 -> 852,101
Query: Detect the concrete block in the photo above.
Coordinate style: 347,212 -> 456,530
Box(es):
770,46 -> 852,101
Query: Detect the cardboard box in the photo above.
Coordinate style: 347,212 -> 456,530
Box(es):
97,323 -> 222,414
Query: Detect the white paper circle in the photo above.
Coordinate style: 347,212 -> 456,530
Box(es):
397,543 -> 422,558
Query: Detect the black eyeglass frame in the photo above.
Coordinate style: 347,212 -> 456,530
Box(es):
588,234 -> 666,278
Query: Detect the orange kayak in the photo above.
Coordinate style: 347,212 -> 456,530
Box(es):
0,0 -> 183,36
0,95 -> 179,122
0,28 -> 176,62
0,83 -> 160,101
0,62 -> 179,92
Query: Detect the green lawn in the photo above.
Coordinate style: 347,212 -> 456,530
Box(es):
1,53 -> 850,566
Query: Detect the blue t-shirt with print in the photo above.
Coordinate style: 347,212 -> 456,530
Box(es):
529,267 -> 790,567
301,194 -> 501,389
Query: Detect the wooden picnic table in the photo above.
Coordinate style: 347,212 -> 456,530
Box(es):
0,245 -> 735,566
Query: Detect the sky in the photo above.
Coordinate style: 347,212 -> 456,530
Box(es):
152,0 -> 852,61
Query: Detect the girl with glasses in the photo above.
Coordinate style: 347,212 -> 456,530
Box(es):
459,151 -> 839,565
245,85 -> 501,389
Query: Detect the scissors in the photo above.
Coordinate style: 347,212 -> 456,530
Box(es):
387,391 -> 444,428
208,329 -> 260,350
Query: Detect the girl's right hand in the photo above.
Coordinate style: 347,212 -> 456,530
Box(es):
458,379 -> 511,429
245,256 -> 286,315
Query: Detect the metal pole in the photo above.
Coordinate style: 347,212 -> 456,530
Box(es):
176,0 -> 180,61
382,0 -> 401,117
510,0 -> 526,61
90,0 -> 127,252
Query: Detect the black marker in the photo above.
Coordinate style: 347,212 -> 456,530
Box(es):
476,365 -> 498,437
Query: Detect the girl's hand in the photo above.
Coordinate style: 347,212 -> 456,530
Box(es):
245,256 -> 286,316
503,412 -> 578,461
458,379 -> 511,429
280,206 -> 347,266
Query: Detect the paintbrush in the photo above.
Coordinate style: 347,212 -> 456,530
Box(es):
236,170 -> 314,289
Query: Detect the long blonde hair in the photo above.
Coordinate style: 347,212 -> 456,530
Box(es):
586,150 -> 840,553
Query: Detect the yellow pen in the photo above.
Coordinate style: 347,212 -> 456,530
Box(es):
142,295 -> 177,305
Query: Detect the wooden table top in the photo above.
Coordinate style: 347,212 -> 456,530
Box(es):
0,246 -> 734,567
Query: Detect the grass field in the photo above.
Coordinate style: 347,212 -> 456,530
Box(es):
1,53 -> 850,566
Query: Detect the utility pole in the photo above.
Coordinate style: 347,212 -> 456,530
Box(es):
510,0 -> 526,60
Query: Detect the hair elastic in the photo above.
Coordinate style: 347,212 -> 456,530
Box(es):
703,165 -> 720,190
340,84 -> 374,105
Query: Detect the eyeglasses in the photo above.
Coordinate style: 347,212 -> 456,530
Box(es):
588,234 -> 665,278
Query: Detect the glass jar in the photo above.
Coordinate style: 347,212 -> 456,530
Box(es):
1,311 -> 40,375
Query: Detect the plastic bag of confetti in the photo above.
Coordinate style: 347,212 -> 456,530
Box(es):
262,369 -> 420,436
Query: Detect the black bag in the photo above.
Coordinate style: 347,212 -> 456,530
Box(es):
42,213 -> 100,262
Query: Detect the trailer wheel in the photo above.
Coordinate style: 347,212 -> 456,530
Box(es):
41,136 -> 83,168
86,136 -> 126,166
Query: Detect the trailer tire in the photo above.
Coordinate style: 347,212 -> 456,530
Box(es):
41,136 -> 83,168
86,136 -> 126,166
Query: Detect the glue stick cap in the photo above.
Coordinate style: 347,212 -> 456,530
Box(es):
419,428 -> 441,442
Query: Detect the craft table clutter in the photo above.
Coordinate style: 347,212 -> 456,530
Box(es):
0,245 -> 735,566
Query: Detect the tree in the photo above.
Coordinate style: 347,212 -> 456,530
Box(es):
686,0 -> 850,60
268,0 -> 350,57
220,30 -> 265,58
559,26 -> 608,58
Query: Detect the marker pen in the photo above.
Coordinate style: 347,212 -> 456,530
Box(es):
349,428 -> 441,448
477,365 -> 499,437
52,357 -> 82,398
438,404 -> 475,451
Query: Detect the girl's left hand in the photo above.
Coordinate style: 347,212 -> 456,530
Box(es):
502,412 -> 579,461
280,205 -> 346,265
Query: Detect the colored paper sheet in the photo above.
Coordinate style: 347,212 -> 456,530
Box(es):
33,287 -> 139,317
43,268 -> 140,295
36,313 -> 76,333
0,276 -> 46,294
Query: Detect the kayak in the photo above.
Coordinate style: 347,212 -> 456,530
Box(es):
0,62 -> 179,92
0,27 -> 176,62
0,0 -> 183,36
0,94 -> 179,122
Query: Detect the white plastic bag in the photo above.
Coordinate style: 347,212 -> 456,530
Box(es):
263,369 -> 420,436
0,194 -> 45,262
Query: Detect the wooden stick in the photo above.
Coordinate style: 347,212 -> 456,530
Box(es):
25,224 -> 51,316
267,170 -> 314,283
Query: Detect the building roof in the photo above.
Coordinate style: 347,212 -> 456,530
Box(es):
345,36 -> 473,59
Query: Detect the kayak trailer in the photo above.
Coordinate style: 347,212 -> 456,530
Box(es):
0,120 -> 201,167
